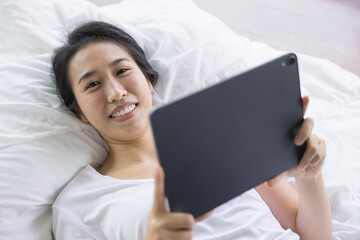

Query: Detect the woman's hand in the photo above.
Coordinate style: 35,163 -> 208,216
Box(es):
262,96 -> 332,239
145,167 -> 195,240
267,96 -> 327,186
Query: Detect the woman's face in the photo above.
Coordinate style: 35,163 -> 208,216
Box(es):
68,41 -> 154,142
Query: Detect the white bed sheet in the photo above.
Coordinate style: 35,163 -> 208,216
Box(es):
0,0 -> 359,239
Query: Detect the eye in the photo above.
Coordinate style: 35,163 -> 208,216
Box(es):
85,81 -> 100,91
116,68 -> 128,76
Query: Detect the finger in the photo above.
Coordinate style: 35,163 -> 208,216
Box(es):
302,96 -> 310,115
298,136 -> 318,170
294,118 -> 314,146
309,154 -> 322,166
162,213 -> 195,230
152,166 -> 167,214
266,172 -> 285,188
309,139 -> 326,166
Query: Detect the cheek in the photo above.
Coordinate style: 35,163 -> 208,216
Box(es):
76,94 -> 102,119
138,83 -> 153,107
130,73 -> 151,100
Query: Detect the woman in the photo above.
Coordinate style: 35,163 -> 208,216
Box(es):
52,21 -> 332,240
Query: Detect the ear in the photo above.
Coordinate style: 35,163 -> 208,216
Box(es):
147,80 -> 153,92
74,105 -> 89,124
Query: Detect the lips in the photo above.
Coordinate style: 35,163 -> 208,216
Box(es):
109,102 -> 138,118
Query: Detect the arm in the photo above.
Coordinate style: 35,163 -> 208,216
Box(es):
255,171 -> 332,240
295,171 -> 332,240
255,179 -> 298,232
256,96 -> 332,240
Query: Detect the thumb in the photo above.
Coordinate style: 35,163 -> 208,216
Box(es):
302,96 -> 310,115
152,166 -> 167,214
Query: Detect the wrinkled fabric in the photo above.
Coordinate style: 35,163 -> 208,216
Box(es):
53,165 -> 299,240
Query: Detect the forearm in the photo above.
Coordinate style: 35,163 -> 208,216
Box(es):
295,172 -> 332,240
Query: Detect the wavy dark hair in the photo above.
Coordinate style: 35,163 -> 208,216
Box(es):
52,21 -> 158,112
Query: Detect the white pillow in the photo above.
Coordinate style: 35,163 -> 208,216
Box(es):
0,0 -> 277,238
100,0 -> 276,103
0,1 -> 109,238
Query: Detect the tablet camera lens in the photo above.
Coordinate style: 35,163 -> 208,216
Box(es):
288,55 -> 296,65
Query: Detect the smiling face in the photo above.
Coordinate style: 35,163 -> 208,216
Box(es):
68,41 -> 154,142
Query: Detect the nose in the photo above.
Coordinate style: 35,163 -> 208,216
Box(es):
106,77 -> 128,103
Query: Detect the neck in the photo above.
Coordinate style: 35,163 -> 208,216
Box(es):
102,124 -> 159,172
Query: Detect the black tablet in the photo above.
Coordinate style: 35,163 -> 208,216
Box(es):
150,53 -> 306,218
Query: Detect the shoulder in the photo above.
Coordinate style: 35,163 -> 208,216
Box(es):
52,165 -> 100,238
52,165 -> 155,239
53,164 -> 155,211
53,165 -> 96,210
52,164 -> 102,232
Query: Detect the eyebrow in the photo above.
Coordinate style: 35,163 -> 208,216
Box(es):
77,58 -> 131,85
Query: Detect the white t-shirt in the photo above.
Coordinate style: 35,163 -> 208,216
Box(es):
52,165 -> 299,240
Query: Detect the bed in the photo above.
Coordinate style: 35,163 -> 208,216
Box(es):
0,0 -> 359,239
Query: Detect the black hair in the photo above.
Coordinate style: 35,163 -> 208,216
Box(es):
52,21 -> 158,112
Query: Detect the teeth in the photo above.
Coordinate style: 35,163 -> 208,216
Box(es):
111,104 -> 136,118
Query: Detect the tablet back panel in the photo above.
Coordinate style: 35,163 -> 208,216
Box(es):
150,53 -> 305,218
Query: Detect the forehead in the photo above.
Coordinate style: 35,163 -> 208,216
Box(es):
70,41 -> 132,67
